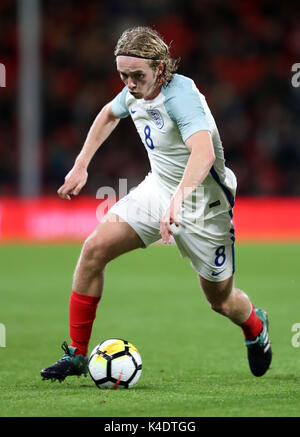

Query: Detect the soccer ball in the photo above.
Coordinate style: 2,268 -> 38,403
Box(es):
88,338 -> 142,389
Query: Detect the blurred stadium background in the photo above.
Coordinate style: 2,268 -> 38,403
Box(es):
0,0 -> 300,242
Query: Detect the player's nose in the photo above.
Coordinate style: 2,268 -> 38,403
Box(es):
127,78 -> 136,90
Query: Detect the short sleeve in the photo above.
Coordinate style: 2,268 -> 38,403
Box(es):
165,79 -> 211,142
111,86 -> 130,119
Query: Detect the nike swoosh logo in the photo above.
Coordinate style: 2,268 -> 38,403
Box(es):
211,269 -> 226,277
131,109 -> 136,114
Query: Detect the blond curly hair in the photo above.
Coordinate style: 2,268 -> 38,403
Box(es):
114,26 -> 179,84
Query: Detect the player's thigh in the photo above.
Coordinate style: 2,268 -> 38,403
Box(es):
198,274 -> 234,306
85,212 -> 145,263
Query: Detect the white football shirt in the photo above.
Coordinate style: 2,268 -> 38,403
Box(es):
111,74 -> 236,220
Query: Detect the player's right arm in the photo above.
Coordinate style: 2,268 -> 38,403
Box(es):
57,102 -> 120,200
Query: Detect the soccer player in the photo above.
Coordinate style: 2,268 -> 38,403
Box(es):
41,27 -> 272,382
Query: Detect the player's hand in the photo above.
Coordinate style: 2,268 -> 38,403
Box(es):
57,164 -> 88,200
160,199 -> 180,244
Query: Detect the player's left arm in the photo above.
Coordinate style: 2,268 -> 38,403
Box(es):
160,130 -> 215,243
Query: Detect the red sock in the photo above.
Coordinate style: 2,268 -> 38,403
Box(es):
240,305 -> 263,341
69,290 -> 100,357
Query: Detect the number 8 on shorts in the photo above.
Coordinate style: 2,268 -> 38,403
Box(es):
214,245 -> 226,267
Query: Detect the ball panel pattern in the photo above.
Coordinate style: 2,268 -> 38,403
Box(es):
88,338 -> 142,389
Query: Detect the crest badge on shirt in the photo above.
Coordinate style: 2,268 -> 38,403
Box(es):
146,109 -> 164,129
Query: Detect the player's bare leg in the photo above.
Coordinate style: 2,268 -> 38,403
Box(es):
199,275 -> 252,324
199,275 -> 272,376
41,213 -> 145,382
72,212 -> 145,298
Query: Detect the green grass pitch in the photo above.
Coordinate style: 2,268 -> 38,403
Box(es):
0,242 -> 299,417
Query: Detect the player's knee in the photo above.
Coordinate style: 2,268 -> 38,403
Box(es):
82,234 -> 111,267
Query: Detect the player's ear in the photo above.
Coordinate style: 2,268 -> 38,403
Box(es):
158,61 -> 165,75
156,61 -> 165,80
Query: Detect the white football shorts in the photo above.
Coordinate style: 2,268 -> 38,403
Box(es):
108,174 -> 235,282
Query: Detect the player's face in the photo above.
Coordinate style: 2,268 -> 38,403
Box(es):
117,56 -> 163,100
